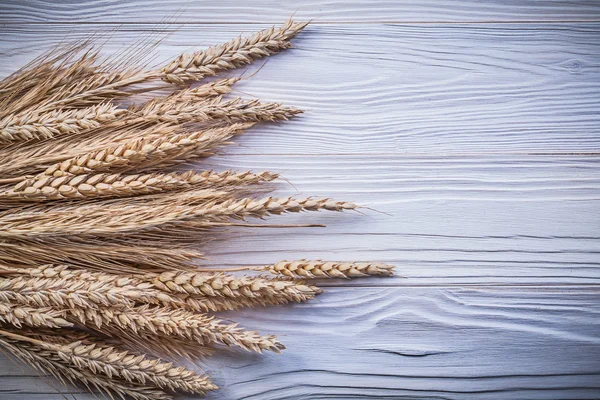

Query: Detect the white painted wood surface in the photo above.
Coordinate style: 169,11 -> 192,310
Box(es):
3,0 -> 600,23
1,1 -> 600,399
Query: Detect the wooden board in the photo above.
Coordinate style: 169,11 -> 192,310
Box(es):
1,287 -> 600,399
0,2 -> 599,399
3,0 -> 600,23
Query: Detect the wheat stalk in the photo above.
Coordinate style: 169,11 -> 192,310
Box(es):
162,19 -> 308,84
0,238 -> 203,272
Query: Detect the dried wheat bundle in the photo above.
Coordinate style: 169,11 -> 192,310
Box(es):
0,19 -> 395,398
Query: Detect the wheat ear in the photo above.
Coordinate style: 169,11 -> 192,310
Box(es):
200,196 -> 358,219
0,276 -> 169,309
260,260 -> 396,278
162,19 -> 309,84
42,123 -> 252,177
151,271 -> 321,304
0,330 -> 216,394
0,102 -> 125,144
0,96 -> 293,179
0,331 -> 172,400
136,96 -> 302,124
3,170 -> 277,203
66,305 -> 283,353
0,195 -> 354,239
0,267 -> 189,312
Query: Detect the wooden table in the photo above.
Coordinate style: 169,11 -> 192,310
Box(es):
1,1 -> 599,399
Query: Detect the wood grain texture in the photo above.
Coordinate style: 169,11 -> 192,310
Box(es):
2,0 -> 600,23
1,23 -> 600,154
1,3 -> 600,399
1,287 -> 600,399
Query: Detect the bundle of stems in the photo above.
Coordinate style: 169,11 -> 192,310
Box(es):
0,19 -> 394,399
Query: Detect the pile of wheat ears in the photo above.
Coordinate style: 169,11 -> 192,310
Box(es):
0,19 -> 394,399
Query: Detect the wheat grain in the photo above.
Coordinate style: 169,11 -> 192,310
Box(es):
162,19 -> 308,84
261,260 -> 396,278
